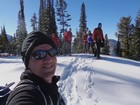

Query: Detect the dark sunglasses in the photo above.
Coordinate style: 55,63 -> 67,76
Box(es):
31,48 -> 58,60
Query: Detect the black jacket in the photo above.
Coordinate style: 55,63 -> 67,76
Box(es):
6,70 -> 65,105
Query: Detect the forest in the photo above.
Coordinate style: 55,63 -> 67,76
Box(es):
0,0 -> 140,61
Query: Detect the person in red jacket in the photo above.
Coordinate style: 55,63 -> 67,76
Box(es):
51,33 -> 60,47
63,28 -> 72,55
51,33 -> 60,54
92,23 -> 104,59
63,28 -> 72,42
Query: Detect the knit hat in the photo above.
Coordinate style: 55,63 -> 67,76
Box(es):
98,23 -> 102,27
21,31 -> 56,68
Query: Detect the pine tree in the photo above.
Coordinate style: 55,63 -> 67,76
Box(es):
56,0 -> 71,36
16,0 -> 27,55
102,34 -> 110,55
115,33 -> 122,57
130,9 -> 140,60
117,16 -> 131,58
72,29 -> 79,53
79,2 -> 87,33
50,0 -> 57,35
31,13 -> 38,31
38,0 -> 57,36
76,2 -> 87,53
45,0 -> 57,36
38,0 -> 47,33
9,34 -> 17,55
0,26 -> 9,53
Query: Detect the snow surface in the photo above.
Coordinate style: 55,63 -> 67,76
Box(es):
0,54 -> 140,105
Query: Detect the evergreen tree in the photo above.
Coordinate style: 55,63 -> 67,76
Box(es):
76,2 -> 87,53
0,34 -> 5,53
0,26 -> 9,53
16,0 -> 27,55
50,0 -> 57,35
130,9 -> 140,60
38,0 -> 57,36
79,2 -> 87,33
117,16 -> 131,58
72,29 -> 79,53
45,0 -> 57,36
9,34 -> 17,55
56,0 -> 71,36
31,13 -> 38,31
115,32 -> 122,56
38,0 -> 49,34
38,0 -> 46,33
102,34 -> 110,55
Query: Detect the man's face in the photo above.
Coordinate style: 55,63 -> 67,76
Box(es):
28,44 -> 57,83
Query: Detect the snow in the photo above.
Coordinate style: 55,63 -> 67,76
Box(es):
0,54 -> 140,105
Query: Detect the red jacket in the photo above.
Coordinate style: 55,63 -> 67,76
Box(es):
63,31 -> 72,42
92,28 -> 104,41
51,35 -> 60,46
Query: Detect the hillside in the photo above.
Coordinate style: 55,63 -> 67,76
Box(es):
0,54 -> 140,105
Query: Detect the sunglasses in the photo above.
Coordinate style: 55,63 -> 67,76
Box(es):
31,48 -> 58,60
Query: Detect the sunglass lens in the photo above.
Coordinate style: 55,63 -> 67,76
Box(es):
48,48 -> 58,57
32,48 -> 58,60
32,50 -> 46,59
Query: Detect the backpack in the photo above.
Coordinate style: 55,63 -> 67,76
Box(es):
0,82 -> 15,105
4,80 -> 48,105
87,34 -> 94,44
94,28 -> 103,41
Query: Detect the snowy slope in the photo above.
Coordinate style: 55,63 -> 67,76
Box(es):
0,54 -> 140,105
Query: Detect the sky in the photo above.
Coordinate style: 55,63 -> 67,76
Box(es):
0,54 -> 140,105
0,0 -> 140,40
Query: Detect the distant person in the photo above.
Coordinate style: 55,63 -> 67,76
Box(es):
63,28 -> 72,56
86,30 -> 94,54
51,33 -> 60,47
92,23 -> 104,59
51,33 -> 60,54
6,31 -> 65,105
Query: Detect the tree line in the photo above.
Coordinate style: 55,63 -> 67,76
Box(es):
0,0 -> 71,56
0,0 -> 140,61
115,9 -> 140,60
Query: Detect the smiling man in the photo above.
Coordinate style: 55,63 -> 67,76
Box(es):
6,31 -> 65,105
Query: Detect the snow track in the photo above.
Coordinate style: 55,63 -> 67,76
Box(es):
1,54 -> 140,105
58,54 -> 99,105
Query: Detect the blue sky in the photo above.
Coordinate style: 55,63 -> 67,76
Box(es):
0,0 -> 140,40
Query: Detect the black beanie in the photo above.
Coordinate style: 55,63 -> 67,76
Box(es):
21,31 -> 56,68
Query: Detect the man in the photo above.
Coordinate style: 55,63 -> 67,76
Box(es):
63,28 -> 72,56
6,31 -> 65,105
92,23 -> 104,59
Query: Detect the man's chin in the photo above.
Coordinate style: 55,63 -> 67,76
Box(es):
43,72 -> 55,83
